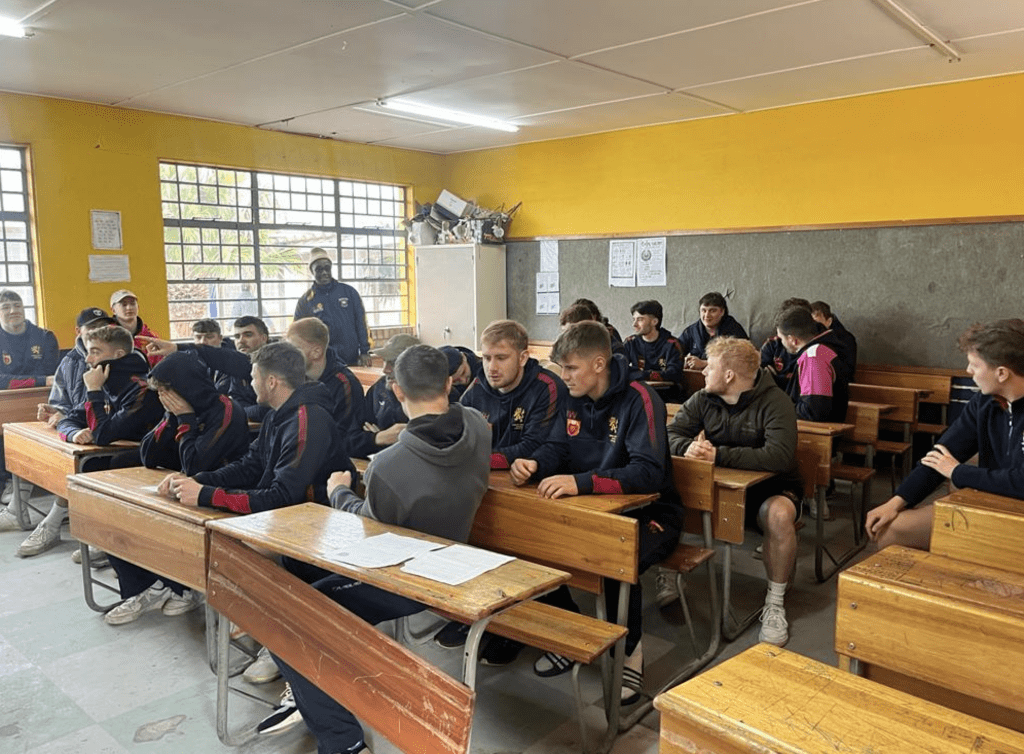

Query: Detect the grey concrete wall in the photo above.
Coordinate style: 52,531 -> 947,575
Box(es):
506,221 -> 1024,368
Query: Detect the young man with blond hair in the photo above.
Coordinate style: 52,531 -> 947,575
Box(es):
866,319 -> 1024,550
667,336 -> 800,646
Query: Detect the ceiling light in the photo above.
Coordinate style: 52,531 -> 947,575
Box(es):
377,100 -> 519,133
0,18 -> 28,38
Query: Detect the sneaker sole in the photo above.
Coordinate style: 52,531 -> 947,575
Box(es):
17,538 -> 60,558
242,666 -> 282,684
257,709 -> 303,736
162,600 -> 203,617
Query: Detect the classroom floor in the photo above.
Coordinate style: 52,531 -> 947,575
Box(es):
1,476 -> 896,754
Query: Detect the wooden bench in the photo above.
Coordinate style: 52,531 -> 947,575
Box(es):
527,339 -> 554,362
848,383 -> 919,490
681,368 -> 705,397
836,546 -> 1024,732
207,531 -> 476,753
0,385 -> 50,434
931,488 -> 1024,574
856,363 -> 959,437
655,644 -> 1024,753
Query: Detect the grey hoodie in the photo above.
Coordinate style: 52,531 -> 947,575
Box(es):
330,403 -> 491,543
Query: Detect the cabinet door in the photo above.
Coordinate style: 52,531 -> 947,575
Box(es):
415,246 -> 477,346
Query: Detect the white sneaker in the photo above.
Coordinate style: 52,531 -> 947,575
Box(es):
71,546 -> 110,569
654,568 -> 679,608
256,683 -> 303,735
758,603 -> 789,646
0,508 -> 22,532
1,480 -> 33,506
162,589 -> 203,616
104,583 -> 172,625
243,646 -> 281,684
17,523 -> 60,558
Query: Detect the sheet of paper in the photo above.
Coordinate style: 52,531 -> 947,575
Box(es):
334,532 -> 445,569
91,210 -> 123,250
608,239 -> 636,287
536,291 -> 560,315
535,271 -> 559,293
88,254 -> 131,282
401,544 -> 515,586
636,237 -> 667,287
539,239 -> 559,272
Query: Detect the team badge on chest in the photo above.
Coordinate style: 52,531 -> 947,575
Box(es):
566,410 -> 580,437
2,353 -> 9,366
608,416 -> 619,443
339,297 -> 349,308
512,406 -> 525,430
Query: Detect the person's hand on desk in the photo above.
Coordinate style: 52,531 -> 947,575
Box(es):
920,444 -> 958,478
327,470 -> 352,497
137,336 -> 178,357
683,430 -> 716,463
72,428 -> 94,444
83,364 -> 109,392
37,403 -> 61,423
157,472 -> 185,498
537,474 -> 578,499
170,476 -> 202,506
376,423 -> 405,447
684,355 -> 707,370
158,388 -> 194,417
510,458 -> 537,486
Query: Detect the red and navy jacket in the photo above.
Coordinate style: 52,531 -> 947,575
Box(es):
181,342 -> 265,422
530,354 -> 680,525
350,375 -> 407,458
459,357 -> 566,470
140,353 -> 251,474
129,318 -> 164,368
760,335 -> 798,388
318,348 -> 364,459
897,391 -> 1024,507
0,320 -> 59,389
677,315 -> 748,360
783,329 -> 850,423
194,381 -> 353,514
622,327 -> 685,385
56,352 -> 162,445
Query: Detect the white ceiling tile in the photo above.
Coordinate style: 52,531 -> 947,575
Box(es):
121,13 -> 559,125
373,126 -> 524,154
394,61 -> 667,120
273,105 -> 450,142
423,0 -> 803,58
0,0 -> 40,22
579,0 -> 926,90
899,0 -> 1024,41
686,29 -> 1024,113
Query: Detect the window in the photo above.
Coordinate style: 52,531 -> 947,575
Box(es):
160,161 -> 408,340
0,146 -> 37,323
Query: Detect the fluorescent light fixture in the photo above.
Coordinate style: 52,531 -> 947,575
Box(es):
0,18 -> 28,38
377,99 -> 519,133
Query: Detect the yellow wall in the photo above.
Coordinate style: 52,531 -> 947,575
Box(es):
0,91 -> 444,346
444,73 -> 1024,238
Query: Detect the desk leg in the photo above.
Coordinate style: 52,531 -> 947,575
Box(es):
721,543 -> 762,642
813,484 -> 867,583
79,543 -> 122,613
9,475 -> 32,530
214,608 -> 264,747
461,615 -> 494,690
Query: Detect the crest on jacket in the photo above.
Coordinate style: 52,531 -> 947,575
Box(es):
566,411 -> 580,437
608,416 -> 618,443
512,406 -> 525,430
2,352 -> 9,366
338,297 -> 349,308
31,345 -> 41,357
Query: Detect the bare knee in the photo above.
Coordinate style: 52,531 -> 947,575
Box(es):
877,505 -> 933,551
764,495 -> 796,535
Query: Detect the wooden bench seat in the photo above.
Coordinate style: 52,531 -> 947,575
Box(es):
655,644 -> 1024,754
487,601 -> 626,666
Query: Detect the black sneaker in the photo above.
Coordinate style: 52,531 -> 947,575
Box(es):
479,636 -> 524,666
434,620 -> 469,648
256,683 -> 303,735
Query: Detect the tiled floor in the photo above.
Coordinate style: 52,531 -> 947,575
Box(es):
1,479 -> 891,754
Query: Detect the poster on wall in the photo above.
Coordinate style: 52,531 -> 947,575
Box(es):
91,210 -> 123,250
636,237 -> 667,287
608,240 -> 636,287
536,270 -> 560,315
89,255 -> 131,282
539,239 -> 559,272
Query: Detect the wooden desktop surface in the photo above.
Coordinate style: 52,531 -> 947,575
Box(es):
208,503 -> 570,623
0,386 -> 50,435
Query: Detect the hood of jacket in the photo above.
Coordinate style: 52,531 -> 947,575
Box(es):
149,351 -> 220,412
272,380 -> 335,425
97,350 -> 150,394
399,403 -> 487,468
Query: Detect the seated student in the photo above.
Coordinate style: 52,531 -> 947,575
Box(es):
440,320 -> 567,663
439,345 -> 478,401
775,306 -> 849,423
161,341 -> 352,514
0,290 -> 59,514
104,352 -> 251,625
667,337 -> 801,646
233,315 -> 270,356
572,297 -> 623,349
622,300 -> 685,398
559,303 -> 627,356
14,326 -> 162,557
510,321 -> 681,704
810,300 -> 857,381
110,289 -> 163,368
352,333 -> 419,457
760,298 -> 813,388
866,319 -> 1024,551
256,345 -> 490,748
286,317 -> 363,454
678,292 -> 749,370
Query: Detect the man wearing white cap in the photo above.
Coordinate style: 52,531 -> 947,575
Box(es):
110,289 -> 162,367
293,248 -> 371,367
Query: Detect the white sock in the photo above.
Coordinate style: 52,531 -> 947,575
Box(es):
41,501 -> 68,532
766,580 -> 786,608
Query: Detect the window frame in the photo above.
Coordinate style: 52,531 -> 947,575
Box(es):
0,145 -> 38,324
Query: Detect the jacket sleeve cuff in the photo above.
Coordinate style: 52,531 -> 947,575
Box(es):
574,472 -> 593,494
197,485 -> 215,508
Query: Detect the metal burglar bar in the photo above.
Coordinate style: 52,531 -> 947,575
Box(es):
0,146 -> 37,323
160,162 -> 408,340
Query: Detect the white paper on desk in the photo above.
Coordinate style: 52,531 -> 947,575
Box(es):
334,533 -> 445,569
401,544 -> 514,585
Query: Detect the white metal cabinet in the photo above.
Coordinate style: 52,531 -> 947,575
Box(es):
414,244 -> 506,348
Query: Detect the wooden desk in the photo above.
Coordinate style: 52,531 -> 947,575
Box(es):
836,546 -> 1024,732
0,386 -> 50,434
3,421 -> 138,530
655,644 -> 1024,754
682,369 -> 705,396
931,489 -> 1024,574
67,467 -> 234,599
349,365 -> 383,391
486,470 -> 655,514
